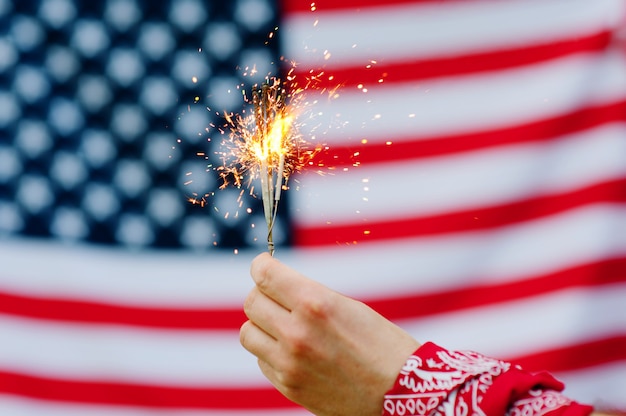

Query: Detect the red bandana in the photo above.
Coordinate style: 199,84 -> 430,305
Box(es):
382,342 -> 594,416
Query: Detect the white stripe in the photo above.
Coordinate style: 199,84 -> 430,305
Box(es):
0,395 -> 313,416
0,238 -> 255,306
2,204 -> 626,307
298,51 -> 626,143
398,283 -> 626,362
1,363 -> 624,416
557,362 -> 626,409
293,122 -> 626,225
285,204 -> 626,298
1,284 -> 622,396
283,0 -> 624,67
0,315 -> 263,386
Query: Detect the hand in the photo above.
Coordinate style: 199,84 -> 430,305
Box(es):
240,253 -> 420,416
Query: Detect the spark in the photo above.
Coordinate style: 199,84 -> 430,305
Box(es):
218,76 -> 320,256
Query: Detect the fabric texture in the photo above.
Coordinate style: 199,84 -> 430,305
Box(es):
382,342 -> 594,416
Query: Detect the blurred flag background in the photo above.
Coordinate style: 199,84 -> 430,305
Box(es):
1,0 -> 625,415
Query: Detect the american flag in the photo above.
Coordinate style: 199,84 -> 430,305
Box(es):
1,0 -> 625,415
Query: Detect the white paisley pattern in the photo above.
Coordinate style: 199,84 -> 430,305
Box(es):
383,343 -> 510,416
507,389 -> 572,416
381,343 -> 590,416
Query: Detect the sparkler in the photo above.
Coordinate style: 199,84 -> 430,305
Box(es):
251,81 -> 288,256
220,76 -> 316,256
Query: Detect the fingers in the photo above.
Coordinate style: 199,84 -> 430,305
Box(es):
242,254 -> 310,371
239,320 -> 277,361
243,286 -> 290,341
240,324 -> 295,404
250,253 -> 314,311
256,359 -> 284,392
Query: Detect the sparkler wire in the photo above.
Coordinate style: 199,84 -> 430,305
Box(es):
220,75 -> 317,256
252,81 -> 287,256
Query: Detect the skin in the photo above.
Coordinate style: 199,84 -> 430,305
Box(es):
239,253 -> 420,416
240,253 -> 613,416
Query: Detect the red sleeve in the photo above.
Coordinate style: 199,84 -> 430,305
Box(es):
382,342 -> 594,416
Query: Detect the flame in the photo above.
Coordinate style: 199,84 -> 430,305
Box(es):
251,112 -> 294,163
216,74 -> 329,255
219,78 -> 316,192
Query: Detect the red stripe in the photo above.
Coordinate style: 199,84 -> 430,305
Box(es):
293,178 -> 626,246
1,336 -> 623,409
2,180 -> 625,329
509,335 -> 626,373
281,0 -> 444,15
308,99 -> 626,169
0,371 -> 292,409
291,30 -> 612,90
367,256 -> 626,322
2,255 -> 625,331
0,292 -> 246,330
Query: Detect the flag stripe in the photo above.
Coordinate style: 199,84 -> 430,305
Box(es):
0,314 -> 262,386
0,371 -> 292,410
1,278 -> 623,392
295,30 -> 613,91
0,395 -> 312,416
2,205 -> 625,326
1,336 -> 623,410
294,179 -> 626,245
294,204 -> 626,301
510,335 -> 626,374
283,0 -> 624,68
366,256 -> 626,322
281,0 -> 442,14
298,53 -> 626,153
401,284 -> 626,361
555,362 -> 626,409
0,291 -> 246,330
1,255 -> 624,330
0,240 -> 254,307
294,123 -> 626,227
311,99 -> 626,168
